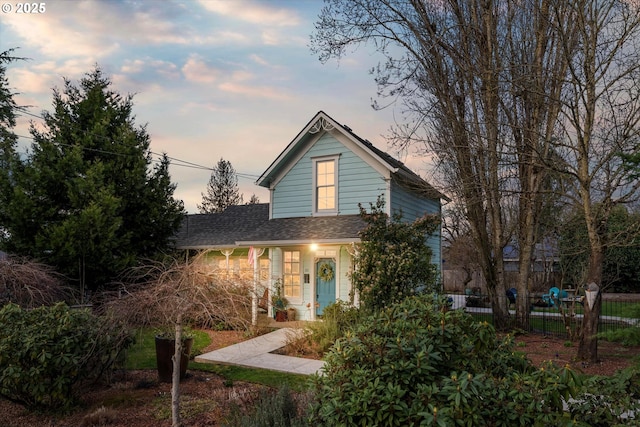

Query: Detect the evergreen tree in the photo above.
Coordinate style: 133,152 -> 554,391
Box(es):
0,67 -> 184,295
198,158 -> 243,213
0,50 -> 23,235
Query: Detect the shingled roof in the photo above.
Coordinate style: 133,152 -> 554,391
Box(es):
174,203 -> 365,249
238,214 -> 365,246
175,204 -> 270,249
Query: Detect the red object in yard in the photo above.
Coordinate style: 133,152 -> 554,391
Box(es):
275,311 -> 287,322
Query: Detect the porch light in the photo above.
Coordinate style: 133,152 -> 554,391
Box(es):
310,243 -> 318,251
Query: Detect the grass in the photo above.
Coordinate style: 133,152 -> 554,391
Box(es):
531,300 -> 640,318
125,327 -> 310,391
124,328 -> 210,370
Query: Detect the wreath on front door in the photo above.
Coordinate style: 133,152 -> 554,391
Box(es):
318,262 -> 335,282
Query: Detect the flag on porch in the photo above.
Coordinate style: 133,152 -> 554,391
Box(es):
248,246 -> 255,266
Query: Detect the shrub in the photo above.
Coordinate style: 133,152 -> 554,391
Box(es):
0,257 -> 69,307
306,300 -> 361,353
568,366 -> 640,426
309,295 -> 582,426
350,198 -> 440,311
224,385 -> 310,427
0,303 -> 133,411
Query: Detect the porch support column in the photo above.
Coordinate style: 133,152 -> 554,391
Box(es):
221,248 -> 234,271
252,248 -> 265,326
347,243 -> 360,307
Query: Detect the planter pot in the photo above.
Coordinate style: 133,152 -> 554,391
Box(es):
275,310 -> 287,322
287,307 -> 296,321
155,336 -> 194,383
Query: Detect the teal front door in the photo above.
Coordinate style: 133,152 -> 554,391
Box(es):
316,258 -> 336,316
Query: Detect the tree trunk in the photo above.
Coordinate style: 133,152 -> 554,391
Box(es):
578,291 -> 601,362
515,240 -> 533,330
577,249 -> 604,362
478,238 -> 509,330
172,319 -> 183,427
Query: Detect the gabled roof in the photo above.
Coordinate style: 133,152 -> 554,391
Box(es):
174,203 -> 365,249
256,111 -> 446,201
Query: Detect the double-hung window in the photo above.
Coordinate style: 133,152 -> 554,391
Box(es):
314,156 -> 338,214
283,250 -> 301,299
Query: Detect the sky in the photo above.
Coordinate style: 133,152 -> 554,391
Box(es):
1,0 -> 432,213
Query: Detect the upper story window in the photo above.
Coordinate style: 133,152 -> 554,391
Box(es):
313,156 -> 339,214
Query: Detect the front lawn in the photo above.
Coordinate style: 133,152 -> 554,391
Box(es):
125,327 -> 309,390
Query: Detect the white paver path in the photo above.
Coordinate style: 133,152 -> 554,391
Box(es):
195,328 -> 325,376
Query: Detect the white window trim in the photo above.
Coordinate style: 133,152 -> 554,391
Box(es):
312,155 -> 339,216
282,250 -> 303,303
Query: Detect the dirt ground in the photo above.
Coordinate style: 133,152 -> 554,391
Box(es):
0,331 -> 637,427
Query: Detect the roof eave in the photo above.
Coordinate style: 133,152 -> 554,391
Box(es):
236,238 -> 361,246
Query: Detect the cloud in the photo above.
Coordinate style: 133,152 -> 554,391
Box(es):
1,0 -> 250,65
218,82 -> 291,100
181,55 -> 221,84
197,0 -> 302,27
249,54 -> 270,67
2,1 -> 120,59
119,58 -> 180,79
180,54 -> 291,100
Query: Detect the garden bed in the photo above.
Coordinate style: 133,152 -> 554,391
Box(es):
0,330 -> 637,426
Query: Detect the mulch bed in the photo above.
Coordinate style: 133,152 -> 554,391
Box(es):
0,330 -> 637,426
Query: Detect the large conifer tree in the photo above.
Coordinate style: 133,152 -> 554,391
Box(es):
0,67 -> 184,295
198,158 -> 242,213
0,50 -> 22,228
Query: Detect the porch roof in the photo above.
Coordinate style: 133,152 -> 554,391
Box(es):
175,203 -> 365,249
237,214 -> 365,246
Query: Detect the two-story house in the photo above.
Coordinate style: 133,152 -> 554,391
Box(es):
175,111 -> 444,321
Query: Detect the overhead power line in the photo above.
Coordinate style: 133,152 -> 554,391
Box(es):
12,108 -> 260,179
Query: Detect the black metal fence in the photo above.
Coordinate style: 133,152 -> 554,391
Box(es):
448,293 -> 640,339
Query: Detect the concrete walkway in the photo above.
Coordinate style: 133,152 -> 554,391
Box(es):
195,328 -> 325,376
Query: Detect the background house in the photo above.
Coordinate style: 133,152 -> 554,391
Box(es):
442,238 -> 561,294
176,111 -> 444,320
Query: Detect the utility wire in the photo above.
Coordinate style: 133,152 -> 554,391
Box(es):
13,108 -> 260,179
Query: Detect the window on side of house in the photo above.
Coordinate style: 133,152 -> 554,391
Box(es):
283,250 -> 301,299
314,157 -> 338,214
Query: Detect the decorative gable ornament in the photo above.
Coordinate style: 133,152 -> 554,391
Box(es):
309,117 -> 335,134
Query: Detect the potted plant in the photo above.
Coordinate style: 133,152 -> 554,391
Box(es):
271,280 -> 288,321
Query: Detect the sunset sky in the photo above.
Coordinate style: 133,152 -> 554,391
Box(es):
1,0 -> 432,212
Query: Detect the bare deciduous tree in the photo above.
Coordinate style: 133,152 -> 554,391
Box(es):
109,251 -> 264,427
312,0 -> 575,329
553,0 -> 640,361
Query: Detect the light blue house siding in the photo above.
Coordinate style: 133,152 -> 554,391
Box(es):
338,246 -> 352,301
390,180 -> 442,272
271,133 -> 387,219
269,244 -> 353,321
